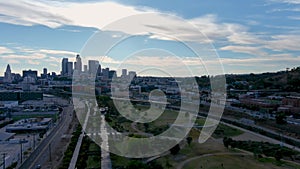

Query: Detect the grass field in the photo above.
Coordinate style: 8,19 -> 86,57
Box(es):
196,117 -> 244,138
107,104 -> 300,169
182,155 -> 300,169
155,127 -> 300,169
86,142 -> 101,168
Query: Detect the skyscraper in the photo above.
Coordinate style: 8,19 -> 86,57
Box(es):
41,68 -> 48,79
122,69 -> 127,78
128,71 -> 137,79
61,58 -> 68,76
109,70 -> 117,79
67,62 -> 73,76
102,68 -> 109,79
88,60 -> 100,74
4,64 -> 12,83
23,70 -> 38,79
43,68 -> 47,75
84,65 -> 88,73
74,54 -> 82,72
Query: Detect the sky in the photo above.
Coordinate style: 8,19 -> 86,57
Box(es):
0,0 -> 300,76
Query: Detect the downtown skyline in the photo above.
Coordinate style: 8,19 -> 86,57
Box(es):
0,0 -> 300,76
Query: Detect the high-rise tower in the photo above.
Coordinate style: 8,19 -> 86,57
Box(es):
4,64 -> 12,83
74,54 -> 82,72
61,58 -> 68,76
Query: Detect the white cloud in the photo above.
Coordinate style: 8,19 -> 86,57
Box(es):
0,1 -> 261,45
6,59 -> 20,64
0,53 -> 46,60
268,0 -> 300,4
27,60 -> 40,65
287,16 -> 300,20
0,46 -> 14,54
220,45 -> 267,56
0,0 -> 71,28
265,35 -> 300,51
39,49 -> 77,56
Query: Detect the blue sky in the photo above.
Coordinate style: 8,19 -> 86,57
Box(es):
0,0 -> 300,76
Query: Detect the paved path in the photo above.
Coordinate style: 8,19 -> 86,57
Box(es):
68,100 -> 91,169
100,114 -> 112,169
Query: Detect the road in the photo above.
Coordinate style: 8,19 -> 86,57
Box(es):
19,98 -> 74,169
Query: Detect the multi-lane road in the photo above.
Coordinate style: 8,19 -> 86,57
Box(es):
19,99 -> 74,169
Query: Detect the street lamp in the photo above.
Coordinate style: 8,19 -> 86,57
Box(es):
2,153 -> 6,169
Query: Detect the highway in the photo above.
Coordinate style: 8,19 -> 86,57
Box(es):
19,98 -> 73,169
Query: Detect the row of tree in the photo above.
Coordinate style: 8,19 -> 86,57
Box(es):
59,124 -> 82,169
223,137 -> 298,161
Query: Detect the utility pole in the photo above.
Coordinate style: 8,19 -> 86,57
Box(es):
49,143 -> 52,162
20,142 -> 23,163
2,153 -> 6,169
33,133 -> 36,150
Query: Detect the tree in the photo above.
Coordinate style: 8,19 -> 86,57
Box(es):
170,144 -> 180,155
186,137 -> 193,146
165,158 -> 173,169
223,137 -> 232,148
274,150 -> 283,161
276,112 -> 287,124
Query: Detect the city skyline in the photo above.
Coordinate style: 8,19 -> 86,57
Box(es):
1,54 -> 139,79
0,1 -> 299,76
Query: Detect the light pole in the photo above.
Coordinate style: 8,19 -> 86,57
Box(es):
20,142 -> 23,163
2,153 -> 6,169
48,143 -> 52,162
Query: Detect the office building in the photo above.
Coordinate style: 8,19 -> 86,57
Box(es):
4,64 -> 13,83
61,58 -> 68,76
41,68 -> 48,79
23,70 -> 38,79
74,54 -> 82,72
109,70 -> 117,79
43,68 -> 47,75
102,68 -> 109,79
84,65 -> 88,73
122,69 -> 127,78
88,60 -> 100,74
67,62 -> 73,76
128,71 -> 137,79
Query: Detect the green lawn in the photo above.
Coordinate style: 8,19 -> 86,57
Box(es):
182,155 -> 300,169
196,117 -> 244,138
86,142 -> 101,169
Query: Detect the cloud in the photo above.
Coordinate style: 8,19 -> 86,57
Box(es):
268,0 -> 300,4
0,46 -> 14,54
0,1 -> 260,45
221,55 -> 300,65
265,35 -> 300,51
267,8 -> 300,13
220,45 -> 267,56
287,16 -> 300,20
39,49 -> 77,56
6,59 -> 20,64
27,60 -> 40,65
0,45 -> 78,74
0,53 -> 46,60
0,0 -> 71,28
